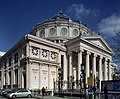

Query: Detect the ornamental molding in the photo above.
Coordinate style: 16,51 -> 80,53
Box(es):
42,49 -> 48,58
32,47 -> 39,56
51,51 -> 57,60
42,70 -> 48,74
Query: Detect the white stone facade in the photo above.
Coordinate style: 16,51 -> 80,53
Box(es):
0,10 -> 114,91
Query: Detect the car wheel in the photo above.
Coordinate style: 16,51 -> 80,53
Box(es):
12,95 -> 16,98
27,94 -> 32,98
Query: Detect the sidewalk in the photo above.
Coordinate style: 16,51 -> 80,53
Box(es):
33,95 -> 80,99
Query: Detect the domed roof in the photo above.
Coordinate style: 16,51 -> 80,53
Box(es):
51,9 -> 70,21
30,10 -> 92,45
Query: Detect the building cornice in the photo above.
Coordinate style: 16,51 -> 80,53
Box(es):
0,34 -> 66,61
65,35 -> 114,55
26,34 -> 66,51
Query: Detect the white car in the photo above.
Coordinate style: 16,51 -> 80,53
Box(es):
7,89 -> 32,98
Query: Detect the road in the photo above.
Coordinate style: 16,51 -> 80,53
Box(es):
0,95 -> 80,99
0,96 -> 40,99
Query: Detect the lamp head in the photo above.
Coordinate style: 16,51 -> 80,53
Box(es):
58,67 -> 62,75
81,64 -> 85,71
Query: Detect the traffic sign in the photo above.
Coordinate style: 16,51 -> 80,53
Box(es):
87,76 -> 93,86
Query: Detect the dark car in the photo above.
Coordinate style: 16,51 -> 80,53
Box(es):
0,89 -> 11,96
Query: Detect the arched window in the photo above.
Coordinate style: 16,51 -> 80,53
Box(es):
61,28 -> 68,35
73,29 -> 78,36
39,29 -> 45,38
49,28 -> 56,36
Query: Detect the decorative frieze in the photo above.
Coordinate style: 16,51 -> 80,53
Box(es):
51,51 -> 57,60
42,49 -> 48,58
32,47 -> 38,56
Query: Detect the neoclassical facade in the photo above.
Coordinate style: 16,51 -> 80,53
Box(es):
0,10 -> 115,90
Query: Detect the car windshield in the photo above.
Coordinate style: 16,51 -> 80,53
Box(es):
7,89 -> 18,94
3,89 -> 11,92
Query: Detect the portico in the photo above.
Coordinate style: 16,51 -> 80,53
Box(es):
66,35 -> 113,89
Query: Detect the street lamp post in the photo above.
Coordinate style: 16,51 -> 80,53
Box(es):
93,75 -> 96,99
81,64 -> 86,99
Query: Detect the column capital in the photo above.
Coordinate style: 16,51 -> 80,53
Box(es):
108,58 -> 112,62
86,51 -> 91,55
67,51 -> 72,55
93,53 -> 97,57
104,57 -> 108,62
98,55 -> 103,60
78,49 -> 84,53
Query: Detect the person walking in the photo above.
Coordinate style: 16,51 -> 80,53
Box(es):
45,86 -> 48,95
42,87 -> 45,98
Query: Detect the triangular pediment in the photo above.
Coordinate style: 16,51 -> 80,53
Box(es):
82,35 -> 113,53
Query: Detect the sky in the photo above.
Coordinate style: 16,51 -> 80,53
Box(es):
0,0 -> 120,65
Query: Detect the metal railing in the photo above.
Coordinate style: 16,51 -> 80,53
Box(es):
96,92 -> 120,99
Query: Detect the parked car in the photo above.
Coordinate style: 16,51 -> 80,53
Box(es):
7,89 -> 32,98
0,89 -> 11,96
0,89 -> 5,95
3,88 -> 18,97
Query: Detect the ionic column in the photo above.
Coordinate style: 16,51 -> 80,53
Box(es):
99,56 -> 103,81
108,59 -> 112,80
6,72 -> 9,85
93,54 -> 97,78
22,71 -> 24,88
69,52 -> 72,77
78,49 -> 83,80
11,69 -> 15,85
104,58 -> 107,80
19,67 -> 22,88
86,51 -> 90,79
99,56 -> 103,91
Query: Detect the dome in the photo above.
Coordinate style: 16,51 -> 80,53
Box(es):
30,10 -> 92,45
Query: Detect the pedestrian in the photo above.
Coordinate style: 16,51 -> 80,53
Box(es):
42,87 -> 45,98
45,86 -> 48,95
104,84 -> 108,99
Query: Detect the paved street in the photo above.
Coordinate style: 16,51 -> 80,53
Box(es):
0,95 -> 80,99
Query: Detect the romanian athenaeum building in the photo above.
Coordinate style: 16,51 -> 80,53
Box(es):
0,10 -> 116,91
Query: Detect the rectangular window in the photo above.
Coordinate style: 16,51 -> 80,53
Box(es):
0,71 -> 1,80
23,47 -> 26,57
4,61 -> 7,69
9,57 -> 11,66
60,40 -> 63,43
14,53 -> 18,63
61,55 -> 64,80
56,40 -> 59,43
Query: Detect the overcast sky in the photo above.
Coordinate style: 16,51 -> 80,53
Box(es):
0,0 -> 120,65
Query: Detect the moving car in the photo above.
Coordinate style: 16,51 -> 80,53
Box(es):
7,89 -> 32,98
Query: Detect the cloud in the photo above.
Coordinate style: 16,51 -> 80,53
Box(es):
67,4 -> 100,21
98,14 -> 120,36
